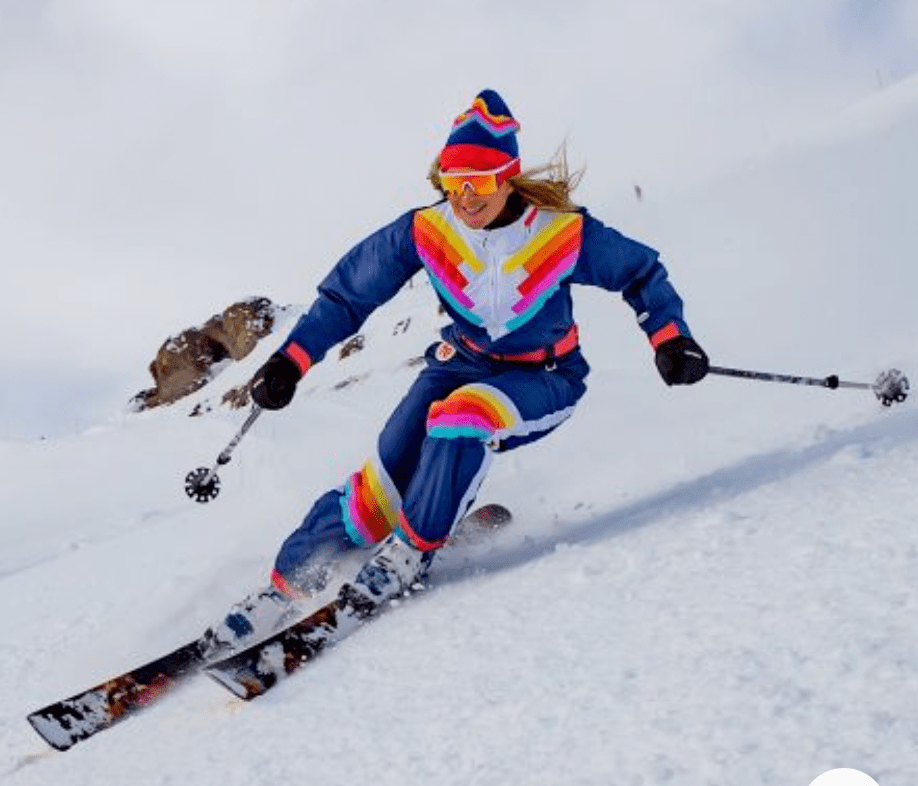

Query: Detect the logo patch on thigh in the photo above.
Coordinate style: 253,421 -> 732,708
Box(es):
435,342 -> 456,362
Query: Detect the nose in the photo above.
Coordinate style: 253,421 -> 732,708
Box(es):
457,182 -> 479,203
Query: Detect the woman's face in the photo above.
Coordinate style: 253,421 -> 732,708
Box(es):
447,180 -> 513,230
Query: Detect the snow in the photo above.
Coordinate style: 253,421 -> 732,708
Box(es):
2,5 -> 918,786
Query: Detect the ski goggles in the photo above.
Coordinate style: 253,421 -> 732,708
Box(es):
438,158 -> 521,196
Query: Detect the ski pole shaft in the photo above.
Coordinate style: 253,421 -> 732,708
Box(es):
202,405 -> 263,483
708,365 -> 909,407
185,405 -> 263,502
215,405 -> 263,466
707,366 -> 870,391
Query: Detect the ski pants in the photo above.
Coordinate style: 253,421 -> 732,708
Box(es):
271,338 -> 590,596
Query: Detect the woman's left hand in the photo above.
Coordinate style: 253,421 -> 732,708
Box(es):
654,336 -> 709,385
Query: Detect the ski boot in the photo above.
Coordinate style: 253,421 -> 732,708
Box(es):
199,586 -> 299,661
345,534 -> 434,615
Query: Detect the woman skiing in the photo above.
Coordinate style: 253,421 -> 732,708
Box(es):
204,89 -> 709,650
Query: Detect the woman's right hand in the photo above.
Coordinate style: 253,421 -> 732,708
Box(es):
251,352 -> 302,410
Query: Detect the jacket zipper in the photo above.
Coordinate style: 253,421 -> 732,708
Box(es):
482,235 -> 502,334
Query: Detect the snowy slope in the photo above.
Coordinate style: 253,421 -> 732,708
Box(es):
3,59 -> 918,786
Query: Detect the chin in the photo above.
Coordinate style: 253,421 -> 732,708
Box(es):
458,210 -> 491,229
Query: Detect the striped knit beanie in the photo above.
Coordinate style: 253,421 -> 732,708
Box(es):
440,89 -> 521,171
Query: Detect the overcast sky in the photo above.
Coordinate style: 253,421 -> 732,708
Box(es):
1,0 -> 916,439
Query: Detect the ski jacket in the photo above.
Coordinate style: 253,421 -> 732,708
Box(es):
279,201 -> 692,374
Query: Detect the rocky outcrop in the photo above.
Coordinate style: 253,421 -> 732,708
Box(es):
130,297 -> 277,412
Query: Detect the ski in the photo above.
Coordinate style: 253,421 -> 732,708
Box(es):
446,500 -> 513,545
27,639 -> 206,751
205,503 -> 512,700
26,503 -> 511,749
204,580 -> 374,699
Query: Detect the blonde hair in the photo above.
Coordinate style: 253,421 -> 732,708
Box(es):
428,145 -> 584,213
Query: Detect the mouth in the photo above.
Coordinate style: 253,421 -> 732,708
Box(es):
448,191 -> 496,227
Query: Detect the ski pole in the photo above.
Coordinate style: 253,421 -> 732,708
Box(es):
708,366 -> 909,407
184,405 -> 263,502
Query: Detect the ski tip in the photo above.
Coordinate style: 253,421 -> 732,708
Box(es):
466,503 -> 512,528
26,711 -> 80,752
446,503 -> 513,549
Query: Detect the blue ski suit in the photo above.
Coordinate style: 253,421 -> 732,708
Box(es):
269,200 -> 693,597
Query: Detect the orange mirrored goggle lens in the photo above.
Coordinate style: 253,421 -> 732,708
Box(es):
438,159 -> 520,196
439,171 -> 501,196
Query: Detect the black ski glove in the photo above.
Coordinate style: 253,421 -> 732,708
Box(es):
655,336 -> 709,386
251,352 -> 302,410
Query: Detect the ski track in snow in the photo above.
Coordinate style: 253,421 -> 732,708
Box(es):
439,408 -> 918,582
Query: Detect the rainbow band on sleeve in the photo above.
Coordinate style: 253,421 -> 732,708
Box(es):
339,457 -> 402,548
426,384 -> 521,442
450,96 -> 521,137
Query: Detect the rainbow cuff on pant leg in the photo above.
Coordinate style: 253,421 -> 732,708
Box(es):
426,384 -> 520,441
340,457 -> 401,548
270,567 -> 307,601
395,510 -> 449,552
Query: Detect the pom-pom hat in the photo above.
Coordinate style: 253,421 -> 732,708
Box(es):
440,89 -> 521,172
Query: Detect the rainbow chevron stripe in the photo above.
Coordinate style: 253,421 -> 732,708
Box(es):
413,205 -> 584,339
340,458 -> 401,547
505,212 -> 582,331
451,96 -> 520,137
413,209 -> 486,325
427,384 -> 520,441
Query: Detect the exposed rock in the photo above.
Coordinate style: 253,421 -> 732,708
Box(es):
221,381 -> 255,411
332,373 -> 370,391
130,297 -> 277,412
203,298 -> 276,361
338,334 -> 365,360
